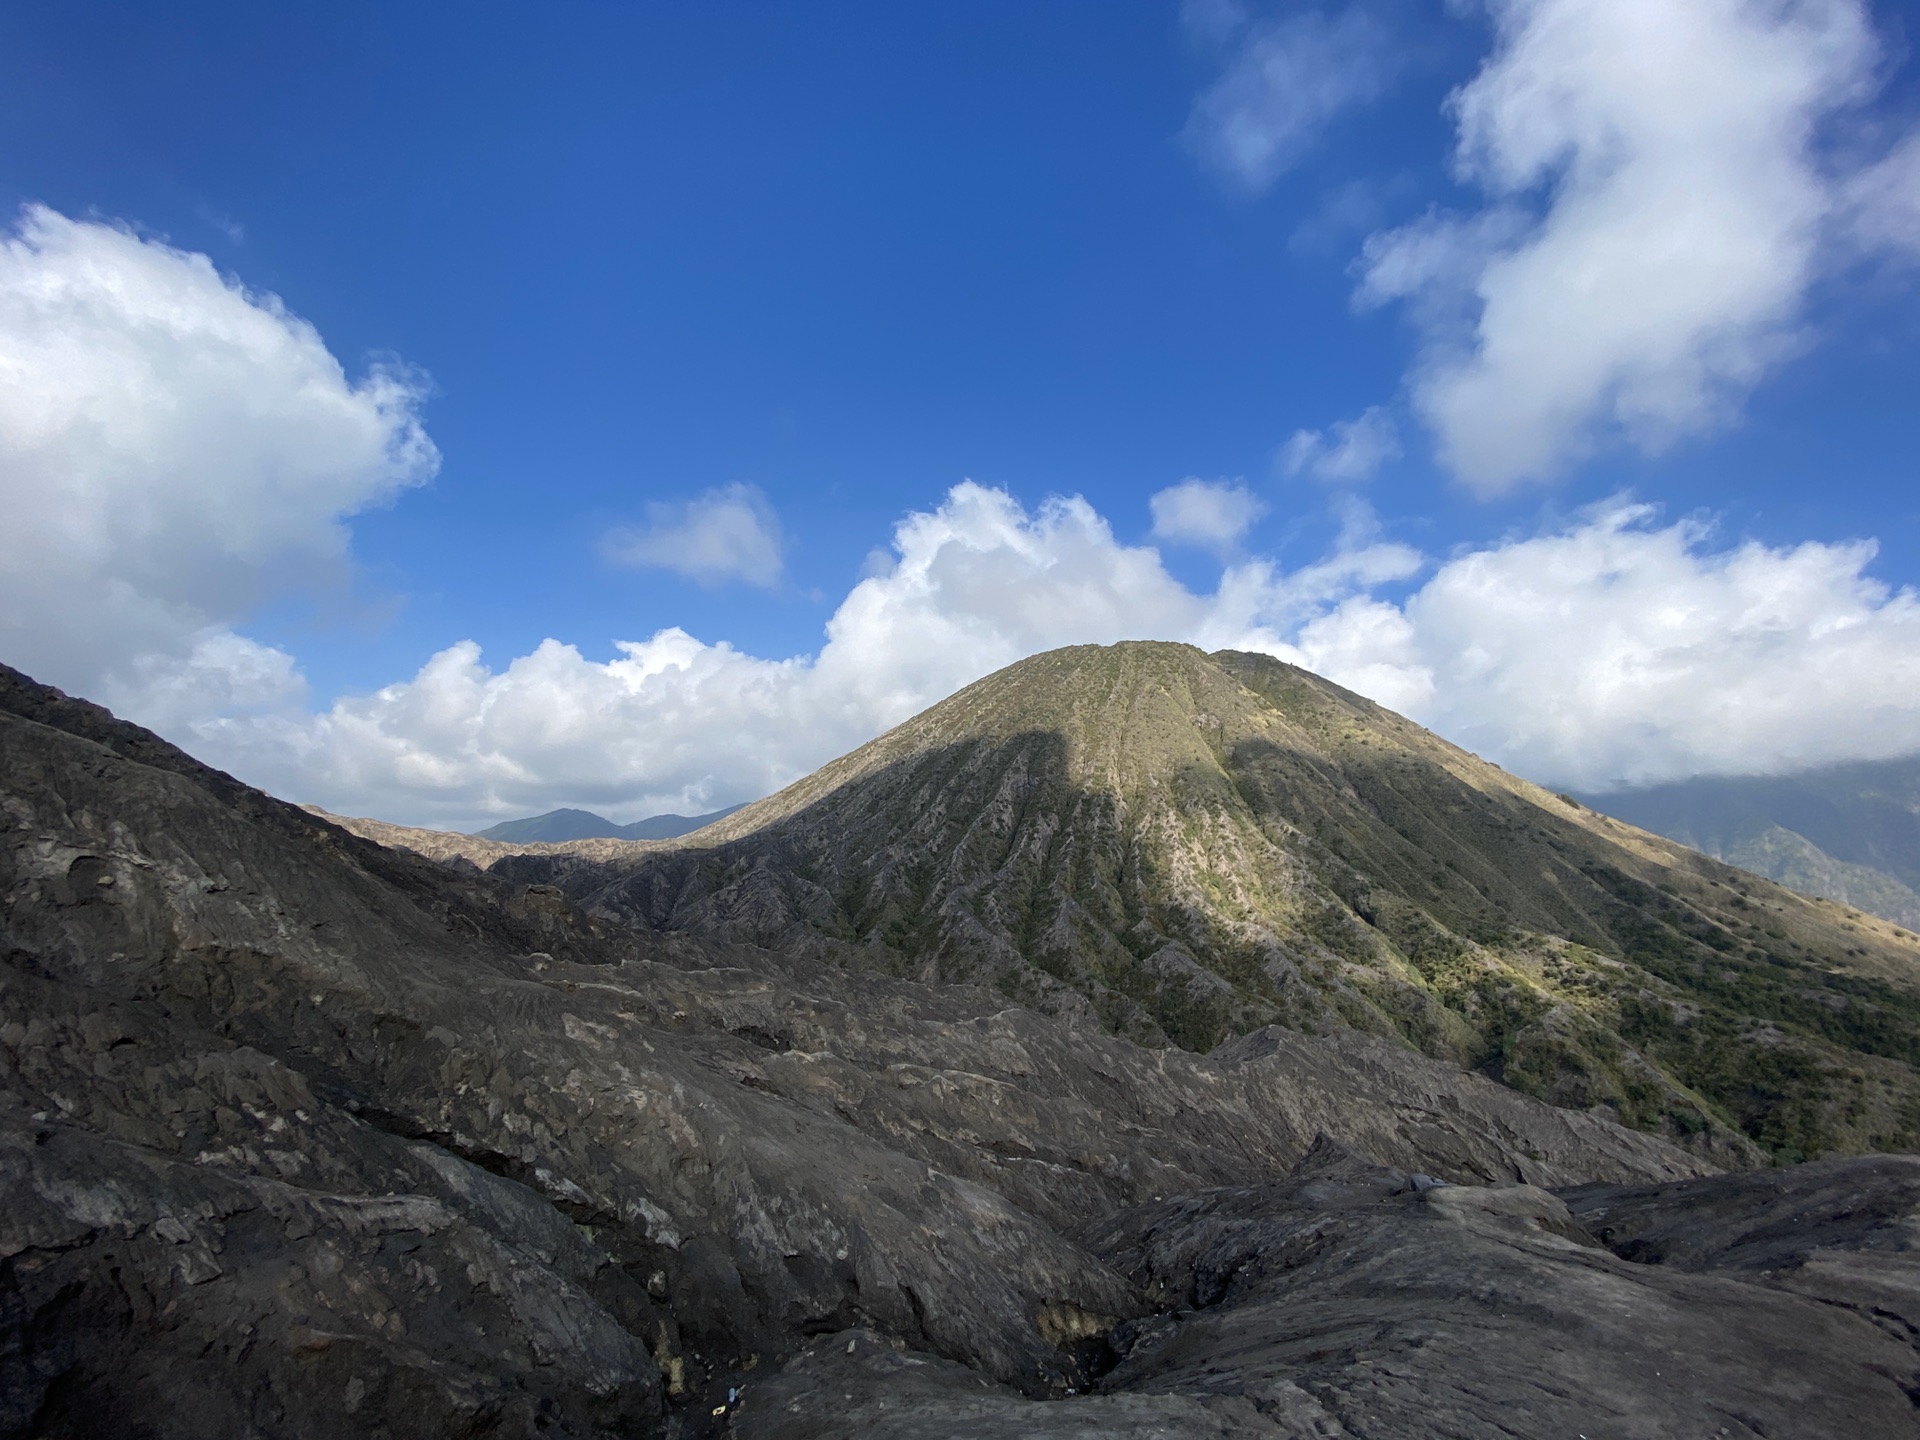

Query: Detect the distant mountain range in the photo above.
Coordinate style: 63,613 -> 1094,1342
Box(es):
473,803 -> 744,843
1578,756 -> 1920,930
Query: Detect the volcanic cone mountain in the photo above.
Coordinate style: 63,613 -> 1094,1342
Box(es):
501,642 -> 1920,1164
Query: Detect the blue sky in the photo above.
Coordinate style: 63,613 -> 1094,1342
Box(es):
3,0 -> 1920,827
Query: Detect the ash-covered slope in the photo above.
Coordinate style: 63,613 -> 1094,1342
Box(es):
510,642 -> 1920,1163
745,1142 -> 1920,1439
2,662 -> 1734,1439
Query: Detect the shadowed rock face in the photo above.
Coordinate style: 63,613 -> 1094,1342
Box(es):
487,643 -> 1920,1163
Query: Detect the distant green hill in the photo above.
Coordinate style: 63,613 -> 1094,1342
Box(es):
474,804 -> 743,844
1579,758 -> 1920,930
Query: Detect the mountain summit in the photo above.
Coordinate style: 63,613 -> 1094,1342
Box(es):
507,642 -> 1920,1162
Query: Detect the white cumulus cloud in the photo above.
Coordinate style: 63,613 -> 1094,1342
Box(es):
195,483 -> 1419,826
8,207 -> 1920,832
1285,502 -> 1920,789
0,204 -> 437,727
192,486 -> 1920,825
1186,4 -> 1399,192
605,482 -> 785,589
1150,478 -> 1267,551
1279,406 -> 1402,483
1359,0 -> 1911,493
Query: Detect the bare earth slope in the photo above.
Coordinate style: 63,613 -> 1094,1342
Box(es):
482,642 -> 1920,1163
3,661 -> 1801,1440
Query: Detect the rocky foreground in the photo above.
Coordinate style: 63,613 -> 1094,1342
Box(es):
3,662 -> 1919,1437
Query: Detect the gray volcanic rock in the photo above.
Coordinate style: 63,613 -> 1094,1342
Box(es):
1078,1143 -> 1920,1439
1563,1153 -> 1920,1348
0,664 -> 1723,1437
733,1328 -> 1280,1438
0,1117 -> 661,1438
738,1141 -> 1920,1438
0,693 -> 1122,1427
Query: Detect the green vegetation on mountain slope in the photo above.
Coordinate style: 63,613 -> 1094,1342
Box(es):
505,643 -> 1920,1163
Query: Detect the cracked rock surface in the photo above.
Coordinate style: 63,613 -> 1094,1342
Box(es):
739,1140 -> 1920,1438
